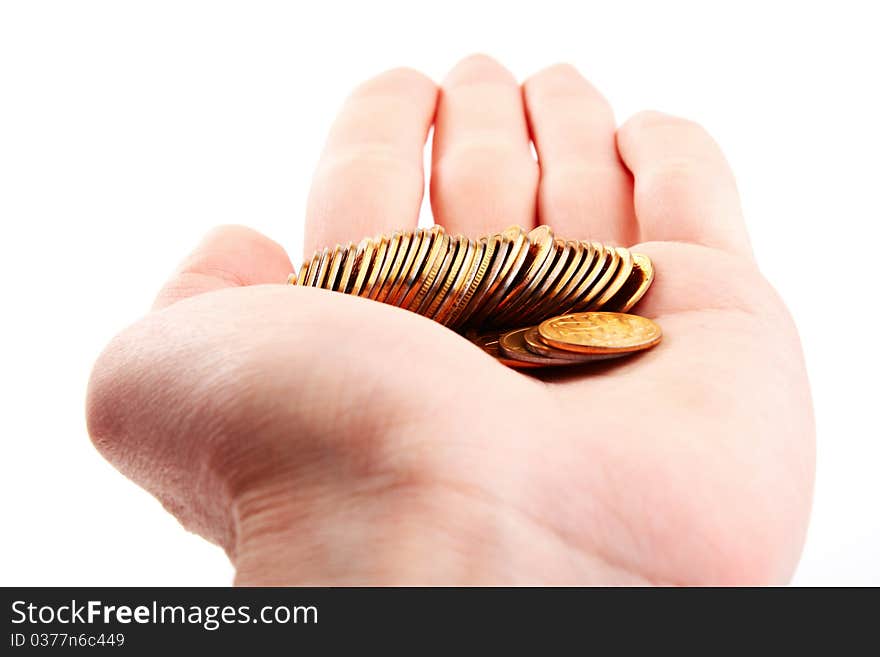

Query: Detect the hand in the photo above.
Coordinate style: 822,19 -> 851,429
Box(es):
87,56 -> 814,585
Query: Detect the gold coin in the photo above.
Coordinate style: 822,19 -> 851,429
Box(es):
434,237 -> 483,325
522,327 -> 626,363
423,235 -> 469,318
467,328 -> 544,369
369,231 -> 403,300
376,230 -> 413,303
335,241 -> 358,294
588,246 -> 633,311
448,234 -> 498,330
606,252 -> 654,312
295,259 -> 310,286
349,237 -> 376,297
522,239 -> 578,324
554,241 -> 605,311
492,225 -> 556,321
387,228 -> 428,307
498,327 -> 574,367
323,244 -> 346,290
570,245 -> 619,312
409,231 -> 451,312
455,233 -> 510,329
311,247 -> 332,288
538,312 -> 662,355
287,272 -> 298,285
499,237 -> 572,327
361,234 -> 390,298
537,240 -> 591,318
303,250 -> 321,287
474,225 -> 530,326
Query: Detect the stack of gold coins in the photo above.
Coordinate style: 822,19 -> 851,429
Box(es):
290,225 -> 652,324
288,224 -> 661,368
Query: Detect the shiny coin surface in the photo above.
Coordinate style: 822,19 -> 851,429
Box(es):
476,226 -> 531,326
571,245 -> 619,312
588,246 -> 633,310
348,237 -> 375,297
498,327 -> 574,367
376,231 -> 413,302
467,328 -> 544,369
606,252 -> 654,312
456,233 -> 510,329
493,225 -> 555,319
538,312 -> 662,354
507,238 -> 572,326
369,231 -> 403,300
304,249 -> 322,287
556,242 -> 606,312
409,232 -> 451,312
416,234 -> 460,315
541,241 -> 591,318
324,244 -> 346,291
335,241 -> 358,294
522,327 -> 626,362
360,234 -> 389,297
424,235 -> 470,318
312,247 -> 332,289
435,237 -> 483,326
448,235 -> 497,330
387,228 -> 428,307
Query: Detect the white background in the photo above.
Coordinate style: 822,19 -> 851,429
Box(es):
1,1 -> 877,585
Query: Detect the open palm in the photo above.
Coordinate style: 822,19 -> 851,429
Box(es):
87,56 -> 813,585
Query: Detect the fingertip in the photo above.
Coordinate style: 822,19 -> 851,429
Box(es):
443,53 -> 516,86
154,225 -> 293,310
524,62 -> 583,87
351,66 -> 438,101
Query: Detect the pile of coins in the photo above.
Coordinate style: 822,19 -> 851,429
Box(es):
288,224 -> 661,368
467,312 -> 662,369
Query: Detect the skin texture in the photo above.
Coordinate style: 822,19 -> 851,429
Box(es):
86,56 -> 815,585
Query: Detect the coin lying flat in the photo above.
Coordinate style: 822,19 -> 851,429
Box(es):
522,327 -> 626,363
497,327 -> 575,367
466,328 -> 544,369
538,312 -> 662,355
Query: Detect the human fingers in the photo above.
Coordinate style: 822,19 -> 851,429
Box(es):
153,224 -> 293,310
523,63 -> 637,244
431,54 -> 538,235
305,68 -> 438,254
617,111 -> 752,258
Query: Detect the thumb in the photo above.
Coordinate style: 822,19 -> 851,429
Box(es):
153,224 -> 294,310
